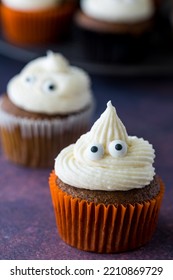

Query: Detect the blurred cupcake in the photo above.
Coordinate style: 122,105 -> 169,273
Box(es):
1,0 -> 77,45
49,101 -> 164,253
74,0 -> 156,62
0,51 -> 94,168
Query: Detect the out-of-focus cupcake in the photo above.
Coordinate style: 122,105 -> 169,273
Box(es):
0,51 -> 94,168
49,101 -> 164,253
1,0 -> 77,45
74,0 -> 156,62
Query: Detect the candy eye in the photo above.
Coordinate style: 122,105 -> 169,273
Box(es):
25,75 -> 36,85
87,143 -> 104,161
108,140 -> 127,158
42,80 -> 57,94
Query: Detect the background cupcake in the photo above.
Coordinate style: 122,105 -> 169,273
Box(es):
1,0 -> 77,45
0,51 -> 94,168
49,101 -> 164,253
74,0 -> 156,63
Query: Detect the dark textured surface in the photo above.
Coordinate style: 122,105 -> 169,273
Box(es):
0,55 -> 173,260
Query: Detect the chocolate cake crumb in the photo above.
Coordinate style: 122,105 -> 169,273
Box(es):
57,176 -> 160,207
1,94 -> 89,119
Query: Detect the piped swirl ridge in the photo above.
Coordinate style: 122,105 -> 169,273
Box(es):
55,101 -> 155,191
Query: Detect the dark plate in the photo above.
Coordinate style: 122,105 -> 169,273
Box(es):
0,0 -> 173,77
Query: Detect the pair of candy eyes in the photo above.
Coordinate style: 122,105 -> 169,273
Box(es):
25,76 -> 57,94
87,140 -> 127,161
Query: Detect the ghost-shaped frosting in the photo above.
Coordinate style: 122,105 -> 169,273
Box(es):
7,51 -> 92,114
80,0 -> 154,22
2,0 -> 62,11
55,101 -> 155,191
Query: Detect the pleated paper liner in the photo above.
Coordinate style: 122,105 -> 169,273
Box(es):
49,171 -> 165,253
0,105 -> 93,168
1,2 -> 76,45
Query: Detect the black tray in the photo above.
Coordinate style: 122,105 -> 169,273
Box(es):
0,0 -> 173,77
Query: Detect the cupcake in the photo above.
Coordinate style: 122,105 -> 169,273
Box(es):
1,0 -> 77,45
49,101 -> 164,253
0,51 -> 94,168
74,0 -> 156,62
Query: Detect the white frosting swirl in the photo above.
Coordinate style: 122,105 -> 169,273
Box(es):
7,51 -> 93,114
1,0 -> 62,11
80,0 -> 154,22
55,101 -> 155,191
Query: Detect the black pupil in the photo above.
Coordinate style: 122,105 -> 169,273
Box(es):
115,144 -> 122,151
26,77 -> 32,82
91,146 -> 98,153
48,84 -> 56,90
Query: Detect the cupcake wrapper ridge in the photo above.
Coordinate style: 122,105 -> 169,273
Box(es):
0,104 -> 94,167
49,171 -> 165,253
1,2 -> 76,45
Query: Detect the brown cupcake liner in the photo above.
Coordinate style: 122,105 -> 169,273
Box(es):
49,171 -> 164,253
1,2 -> 76,45
0,105 -> 93,167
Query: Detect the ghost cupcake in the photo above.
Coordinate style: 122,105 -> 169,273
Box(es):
49,101 -> 164,253
1,0 -> 76,45
0,51 -> 94,168
74,0 -> 156,62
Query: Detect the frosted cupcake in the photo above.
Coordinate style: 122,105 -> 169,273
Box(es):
49,101 -> 164,253
1,0 -> 76,45
0,51 -> 94,168
74,0 -> 156,62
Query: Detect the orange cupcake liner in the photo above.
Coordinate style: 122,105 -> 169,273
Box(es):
1,2 -> 76,45
49,171 -> 165,253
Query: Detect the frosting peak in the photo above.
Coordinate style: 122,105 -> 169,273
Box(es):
55,101 -> 155,191
87,101 -> 129,152
44,51 -> 69,73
